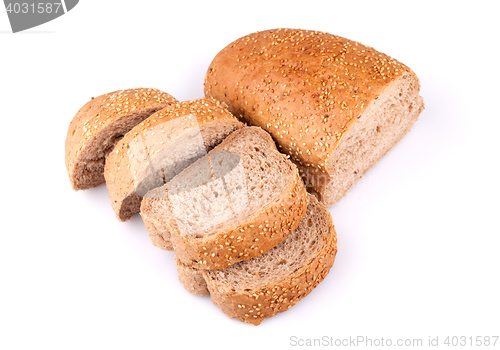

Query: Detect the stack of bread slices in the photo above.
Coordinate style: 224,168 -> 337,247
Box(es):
65,29 -> 423,325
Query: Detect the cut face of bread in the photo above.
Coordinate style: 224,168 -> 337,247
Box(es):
176,195 -> 337,325
299,72 -> 424,205
140,126 -> 309,269
164,151 -> 249,236
204,28 -> 425,206
104,99 -> 244,221
65,88 -> 177,190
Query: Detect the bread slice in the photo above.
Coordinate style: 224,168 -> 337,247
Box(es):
204,28 -> 425,206
140,126 -> 309,269
104,98 -> 244,221
65,88 -> 177,190
176,195 -> 337,325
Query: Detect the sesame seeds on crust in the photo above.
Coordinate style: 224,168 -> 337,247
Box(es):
65,88 -> 178,190
204,28 -> 412,174
140,126 -> 310,270
204,195 -> 338,325
171,169 -> 308,270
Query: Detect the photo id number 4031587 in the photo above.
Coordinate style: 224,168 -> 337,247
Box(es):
443,336 -> 499,347
6,2 -> 63,14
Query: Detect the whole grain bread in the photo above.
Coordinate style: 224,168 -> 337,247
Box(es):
176,194 -> 337,325
204,28 -> 424,206
65,88 -> 177,190
140,126 -> 309,269
104,98 -> 244,221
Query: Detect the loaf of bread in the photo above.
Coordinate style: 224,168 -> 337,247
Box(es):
65,88 -> 177,190
104,98 -> 244,221
176,194 -> 337,325
140,126 -> 309,269
204,28 -> 424,206
65,28 -> 429,324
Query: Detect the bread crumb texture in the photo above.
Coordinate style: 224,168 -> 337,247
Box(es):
141,127 -> 309,270
65,88 -> 177,190
104,98 -> 244,221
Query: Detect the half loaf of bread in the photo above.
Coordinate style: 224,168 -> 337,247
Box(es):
176,195 -> 337,325
204,28 -> 424,206
65,88 -> 177,190
104,98 -> 244,221
140,126 -> 309,269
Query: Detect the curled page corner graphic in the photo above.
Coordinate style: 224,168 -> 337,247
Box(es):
3,0 -> 79,33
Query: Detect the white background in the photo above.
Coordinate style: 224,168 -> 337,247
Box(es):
1,1 -> 499,349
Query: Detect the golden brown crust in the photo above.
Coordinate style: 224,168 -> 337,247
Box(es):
204,28 -> 414,175
104,98 -> 244,221
204,195 -> 337,325
171,170 -> 308,269
65,88 -> 177,190
140,126 -> 310,269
